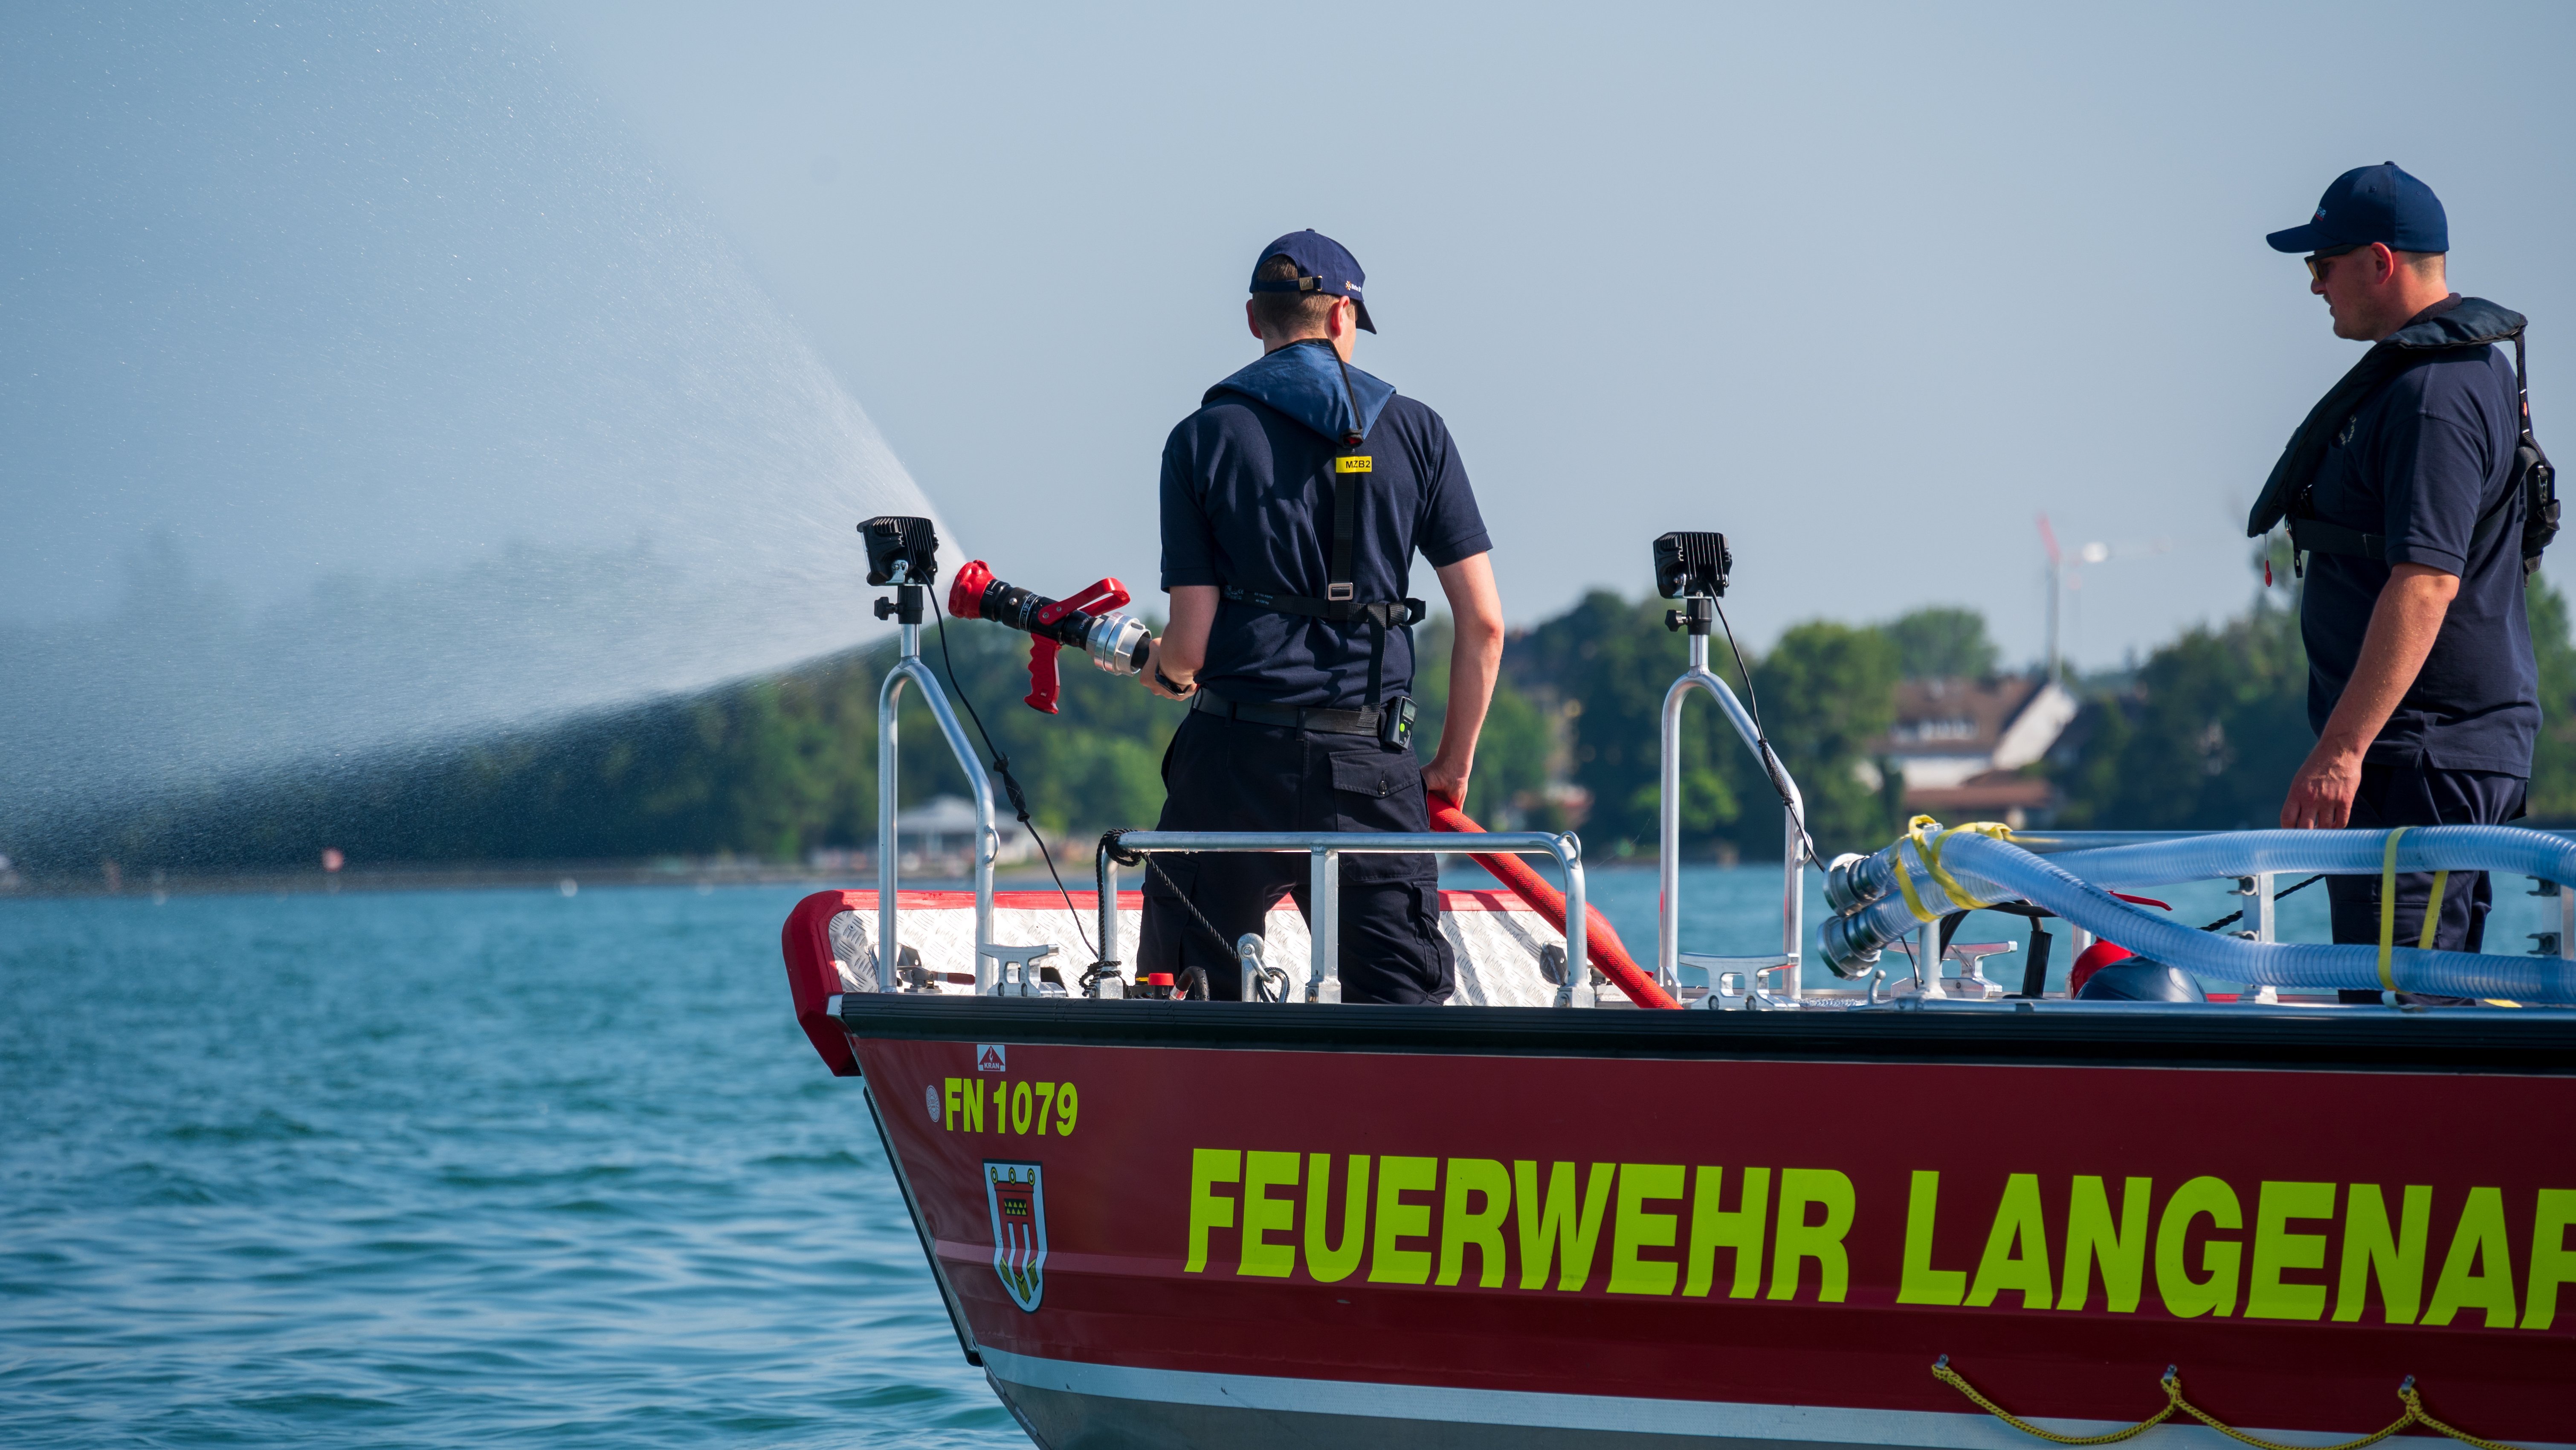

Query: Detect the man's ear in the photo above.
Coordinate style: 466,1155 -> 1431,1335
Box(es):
1246,298 -> 1265,341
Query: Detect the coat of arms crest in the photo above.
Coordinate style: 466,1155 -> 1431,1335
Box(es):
985,1160 -> 1047,1312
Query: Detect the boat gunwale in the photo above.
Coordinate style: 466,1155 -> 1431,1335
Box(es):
836,995 -> 2576,1075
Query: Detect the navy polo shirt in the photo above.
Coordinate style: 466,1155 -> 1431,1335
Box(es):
2299,343 -> 2538,774
1160,354 -> 1490,710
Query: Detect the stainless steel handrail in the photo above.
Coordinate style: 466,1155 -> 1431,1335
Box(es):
1105,829 -> 1589,1005
1659,626 -> 1806,998
875,564 -> 1053,995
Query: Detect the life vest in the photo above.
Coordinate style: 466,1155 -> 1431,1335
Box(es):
2247,296 -> 2556,575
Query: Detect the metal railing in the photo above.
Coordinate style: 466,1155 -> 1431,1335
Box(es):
866,568 -> 1595,1003
1103,830 -> 1591,1004
875,566 -> 1058,995
1659,619 -> 1808,998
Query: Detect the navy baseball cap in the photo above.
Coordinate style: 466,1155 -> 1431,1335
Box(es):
2266,162 -> 2449,254
1249,229 -> 1376,333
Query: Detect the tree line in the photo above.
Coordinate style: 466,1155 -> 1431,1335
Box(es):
20,568 -> 2576,877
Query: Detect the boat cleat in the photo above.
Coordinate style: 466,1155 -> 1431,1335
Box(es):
986,942 -> 1064,997
1943,940 -> 2017,999
1678,954 -> 1798,1010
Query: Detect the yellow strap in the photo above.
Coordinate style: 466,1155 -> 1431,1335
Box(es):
2417,870 -> 2450,951
2377,827 -> 2411,993
1889,816 -> 1941,923
1891,845 -> 1937,923
1919,820 -> 2013,912
1933,1360 -> 2527,1450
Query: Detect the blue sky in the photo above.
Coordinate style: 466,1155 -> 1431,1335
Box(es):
531,0 -> 2576,667
9,0 -> 2575,675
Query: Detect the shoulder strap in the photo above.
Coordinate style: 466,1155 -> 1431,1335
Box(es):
2518,330 -> 2530,426
1324,339 -> 1367,602
2513,328 -> 2560,574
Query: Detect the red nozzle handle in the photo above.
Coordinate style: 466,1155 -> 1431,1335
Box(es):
1023,577 -> 1128,713
1035,577 -> 1130,626
1025,638 -> 1062,714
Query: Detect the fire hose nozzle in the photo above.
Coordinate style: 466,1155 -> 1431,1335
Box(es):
948,560 -> 1152,713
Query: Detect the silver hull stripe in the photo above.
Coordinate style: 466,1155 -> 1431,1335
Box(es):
978,1348 -> 2562,1450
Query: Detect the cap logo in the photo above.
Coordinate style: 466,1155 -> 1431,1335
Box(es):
2315,207 -> 2327,220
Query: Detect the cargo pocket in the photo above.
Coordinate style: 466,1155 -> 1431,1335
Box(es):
1326,751 -> 1422,810
1325,745 -> 1429,882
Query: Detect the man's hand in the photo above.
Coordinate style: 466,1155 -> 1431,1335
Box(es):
1141,636 -> 1195,700
2279,562 -> 2457,828
1422,754 -> 1472,808
2281,742 -> 2366,829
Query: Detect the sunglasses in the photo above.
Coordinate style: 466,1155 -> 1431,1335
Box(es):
2305,243 -> 2367,284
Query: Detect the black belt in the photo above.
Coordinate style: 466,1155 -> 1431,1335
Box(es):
1192,687 -> 1380,736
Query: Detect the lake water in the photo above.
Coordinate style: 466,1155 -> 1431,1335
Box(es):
1,885 -> 1000,1448
4,864 -> 2563,1445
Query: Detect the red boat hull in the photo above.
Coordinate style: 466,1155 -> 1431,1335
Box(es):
828,989 -> 2576,1450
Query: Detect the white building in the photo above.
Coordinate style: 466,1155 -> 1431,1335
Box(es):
1862,676 -> 2081,828
895,794 -> 1038,865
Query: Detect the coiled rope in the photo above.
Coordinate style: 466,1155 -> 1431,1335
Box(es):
1932,1357 -> 2525,1450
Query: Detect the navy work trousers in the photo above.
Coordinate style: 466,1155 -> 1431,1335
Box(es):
1138,710 -> 1455,1004
2324,761 -> 2527,1000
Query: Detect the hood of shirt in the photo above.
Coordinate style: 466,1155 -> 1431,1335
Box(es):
1203,339 -> 1397,445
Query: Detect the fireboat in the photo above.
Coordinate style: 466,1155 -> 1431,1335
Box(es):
781,520 -> 2575,1449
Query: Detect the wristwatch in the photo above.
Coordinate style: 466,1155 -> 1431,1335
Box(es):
1155,667 -> 1196,698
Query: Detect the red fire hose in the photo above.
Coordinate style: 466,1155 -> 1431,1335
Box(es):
1428,794 -> 1680,1010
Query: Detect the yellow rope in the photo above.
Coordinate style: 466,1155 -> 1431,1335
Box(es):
1931,1360 -> 2529,1450
2400,1383 -> 2530,1450
1930,1357 -> 2174,1444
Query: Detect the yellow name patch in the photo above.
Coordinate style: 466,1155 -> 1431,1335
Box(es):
1334,456 -> 1373,473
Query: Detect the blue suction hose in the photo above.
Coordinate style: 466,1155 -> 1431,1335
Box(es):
1820,825 -> 2576,1001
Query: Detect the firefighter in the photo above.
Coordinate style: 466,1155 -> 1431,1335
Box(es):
2254,163 -> 2543,980
1139,230 -> 1503,1003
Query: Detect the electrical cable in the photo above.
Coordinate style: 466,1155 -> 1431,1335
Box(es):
1710,595 -> 1815,861
2198,873 -> 2326,932
1100,827 -> 1257,982
926,589 -> 1097,968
